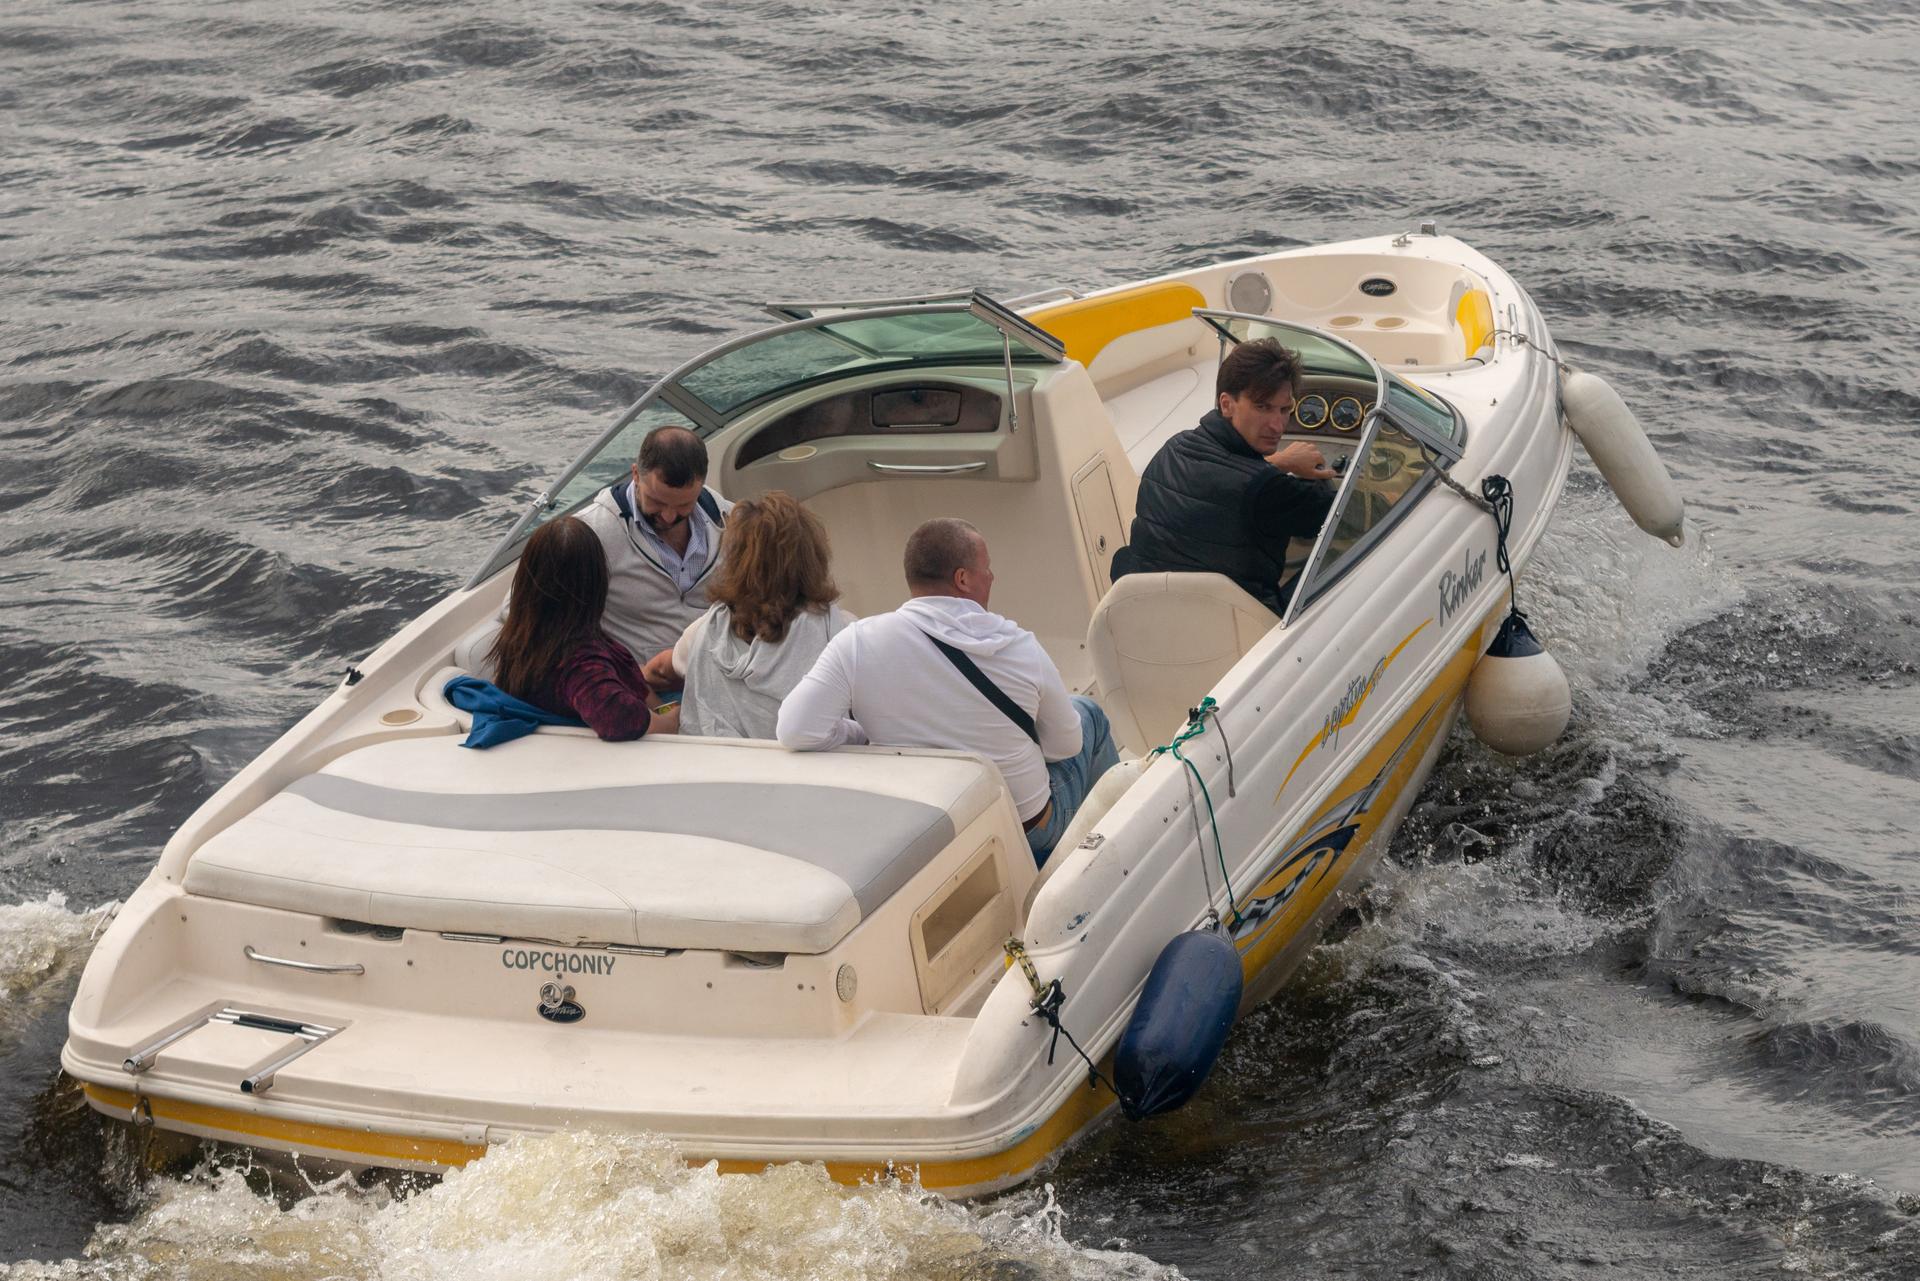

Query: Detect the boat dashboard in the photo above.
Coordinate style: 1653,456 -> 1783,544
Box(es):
1287,374 -> 1377,439
733,381 -> 1006,470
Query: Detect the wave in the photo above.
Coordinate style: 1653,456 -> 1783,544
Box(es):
0,1131 -> 1181,1281
0,894 -> 106,1008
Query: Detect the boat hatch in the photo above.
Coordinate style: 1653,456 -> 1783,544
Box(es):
473,293 -> 1063,587
1193,310 -> 1468,622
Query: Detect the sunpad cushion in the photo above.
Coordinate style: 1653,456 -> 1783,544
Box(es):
184,733 -> 1002,953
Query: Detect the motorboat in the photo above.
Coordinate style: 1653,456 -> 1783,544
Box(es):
63,228 -> 1681,1195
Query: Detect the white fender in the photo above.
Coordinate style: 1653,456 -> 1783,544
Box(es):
1561,368 -> 1685,547
1466,614 -> 1571,757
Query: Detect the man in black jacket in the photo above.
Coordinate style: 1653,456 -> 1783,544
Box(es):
1119,338 -> 1337,614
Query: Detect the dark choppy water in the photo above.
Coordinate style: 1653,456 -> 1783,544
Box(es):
4,0 -> 1918,1275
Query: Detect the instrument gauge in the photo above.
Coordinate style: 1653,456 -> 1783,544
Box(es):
1294,394 -> 1329,429
1329,396 -> 1364,431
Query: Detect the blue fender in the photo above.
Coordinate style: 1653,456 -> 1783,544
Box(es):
1114,930 -> 1244,1120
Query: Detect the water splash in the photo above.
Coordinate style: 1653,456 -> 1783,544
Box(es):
0,1133 -> 1181,1281
0,893 -> 108,1006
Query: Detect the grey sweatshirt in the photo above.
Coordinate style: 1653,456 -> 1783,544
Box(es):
673,602 -> 854,740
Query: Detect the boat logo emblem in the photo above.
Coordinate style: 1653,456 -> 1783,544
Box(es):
537,981 -> 585,1024
1359,277 -> 1397,297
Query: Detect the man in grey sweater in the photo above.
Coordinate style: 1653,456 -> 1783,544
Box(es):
576,425 -> 733,668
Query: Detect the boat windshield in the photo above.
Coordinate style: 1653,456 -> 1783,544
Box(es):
1204,314 -> 1380,386
469,295 -> 1064,587
1381,371 -> 1462,445
678,306 -> 1058,419
1201,313 -> 1460,445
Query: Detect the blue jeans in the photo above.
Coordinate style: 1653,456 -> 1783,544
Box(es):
1027,696 -> 1120,866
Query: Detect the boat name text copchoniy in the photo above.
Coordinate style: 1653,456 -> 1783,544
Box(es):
1438,547 -> 1488,624
502,948 -> 616,976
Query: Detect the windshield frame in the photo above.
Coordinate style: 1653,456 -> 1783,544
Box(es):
466,294 -> 1065,589
764,291 -> 978,322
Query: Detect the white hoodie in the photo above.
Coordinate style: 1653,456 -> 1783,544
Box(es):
672,601 -> 854,740
776,596 -> 1082,822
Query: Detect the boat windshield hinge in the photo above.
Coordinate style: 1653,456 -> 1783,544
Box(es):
1001,332 -> 1019,433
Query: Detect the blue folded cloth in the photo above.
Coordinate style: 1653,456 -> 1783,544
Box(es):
443,675 -> 585,748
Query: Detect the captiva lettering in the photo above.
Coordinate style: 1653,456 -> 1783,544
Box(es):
1318,657 -> 1388,752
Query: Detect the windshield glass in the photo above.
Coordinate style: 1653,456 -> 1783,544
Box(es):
1218,316 -> 1378,383
542,402 -> 692,530
676,308 -> 1058,418
1385,373 -> 1461,443
1303,420 -> 1437,592
468,298 -> 1062,588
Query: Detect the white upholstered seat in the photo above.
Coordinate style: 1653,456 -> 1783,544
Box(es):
451,616 -> 503,679
184,734 -> 1001,954
1087,572 -> 1279,757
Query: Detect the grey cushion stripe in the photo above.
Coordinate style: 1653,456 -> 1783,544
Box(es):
284,775 -> 954,915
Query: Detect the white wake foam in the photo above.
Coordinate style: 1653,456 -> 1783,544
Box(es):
0,1131 -> 1182,1281
0,892 -> 107,1006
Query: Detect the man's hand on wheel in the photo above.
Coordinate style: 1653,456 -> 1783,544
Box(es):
1267,441 -> 1335,481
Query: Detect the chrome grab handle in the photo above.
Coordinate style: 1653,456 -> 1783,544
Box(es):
866,460 -> 987,475
244,945 -> 364,975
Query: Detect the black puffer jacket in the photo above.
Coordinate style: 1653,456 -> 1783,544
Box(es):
1121,410 -> 1330,613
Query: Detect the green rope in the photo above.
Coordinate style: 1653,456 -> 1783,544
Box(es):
1148,696 -> 1241,927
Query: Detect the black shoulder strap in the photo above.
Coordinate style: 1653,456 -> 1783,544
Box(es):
920,631 -> 1039,744
697,488 -> 724,527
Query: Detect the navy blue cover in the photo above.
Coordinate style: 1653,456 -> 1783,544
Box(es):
443,674 -> 585,748
1114,930 -> 1244,1120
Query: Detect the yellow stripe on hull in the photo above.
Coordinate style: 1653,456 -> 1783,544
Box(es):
83,1083 -> 487,1170
84,1077 -> 1118,1195
1233,624 -> 1485,982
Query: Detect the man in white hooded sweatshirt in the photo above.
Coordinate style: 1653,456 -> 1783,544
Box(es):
777,518 -> 1118,865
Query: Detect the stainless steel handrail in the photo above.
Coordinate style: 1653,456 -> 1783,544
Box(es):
244,945 -> 365,975
866,460 -> 987,474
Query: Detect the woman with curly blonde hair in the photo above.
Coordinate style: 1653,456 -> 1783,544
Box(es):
646,490 -> 852,739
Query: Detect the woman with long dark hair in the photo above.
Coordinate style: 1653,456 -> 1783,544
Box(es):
489,516 -> 678,740
644,490 -> 849,739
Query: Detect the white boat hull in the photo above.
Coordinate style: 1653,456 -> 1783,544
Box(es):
66,231 -> 1582,1196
